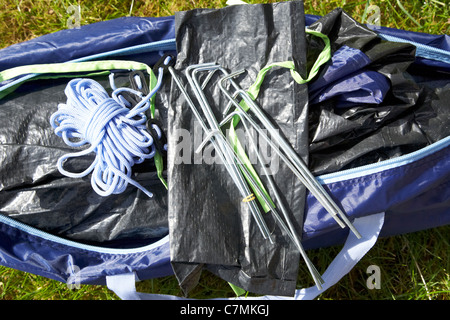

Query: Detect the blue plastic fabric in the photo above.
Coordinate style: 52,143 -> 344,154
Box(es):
314,70 -> 390,107
302,137 -> 450,250
0,220 -> 172,285
308,45 -> 390,107
309,46 -> 372,94
0,16 -> 175,72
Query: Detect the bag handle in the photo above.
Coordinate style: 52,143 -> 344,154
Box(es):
106,212 -> 385,300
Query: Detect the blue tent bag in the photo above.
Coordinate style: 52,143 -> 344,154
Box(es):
0,6 -> 448,300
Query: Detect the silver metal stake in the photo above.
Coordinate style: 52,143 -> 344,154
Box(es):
218,69 -> 362,239
168,65 -> 274,242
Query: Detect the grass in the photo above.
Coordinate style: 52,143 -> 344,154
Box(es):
0,0 -> 449,300
1,0 -> 449,49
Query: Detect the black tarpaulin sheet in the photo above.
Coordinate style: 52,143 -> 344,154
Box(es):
305,8 -> 450,175
0,77 -> 169,247
167,1 -> 309,296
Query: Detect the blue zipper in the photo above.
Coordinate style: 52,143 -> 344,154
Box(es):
378,33 -> 450,65
0,212 -> 169,254
70,38 -> 177,62
317,135 -> 450,185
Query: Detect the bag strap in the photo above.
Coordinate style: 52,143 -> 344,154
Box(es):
106,212 -> 385,300
0,60 -> 155,100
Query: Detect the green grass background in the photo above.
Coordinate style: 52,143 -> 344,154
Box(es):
0,0 -> 449,300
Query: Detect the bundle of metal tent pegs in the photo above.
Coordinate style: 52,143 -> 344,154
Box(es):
168,62 -> 362,290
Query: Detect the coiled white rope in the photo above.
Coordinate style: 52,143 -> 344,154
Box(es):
50,66 -> 166,198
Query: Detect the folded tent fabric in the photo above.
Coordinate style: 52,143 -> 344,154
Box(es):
304,8 -> 450,175
0,3 -> 448,298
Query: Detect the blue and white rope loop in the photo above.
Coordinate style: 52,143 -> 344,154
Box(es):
50,58 -> 170,198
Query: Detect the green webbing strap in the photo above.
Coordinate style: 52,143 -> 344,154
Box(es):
247,29 -> 331,100
0,71 -> 111,100
228,113 -> 274,212
228,29 -> 331,212
0,60 -> 168,189
149,68 -> 168,189
0,60 -> 153,83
